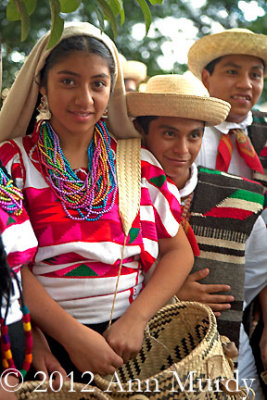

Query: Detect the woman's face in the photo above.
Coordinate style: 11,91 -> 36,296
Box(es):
40,51 -> 112,140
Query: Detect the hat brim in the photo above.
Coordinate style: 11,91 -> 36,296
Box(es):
188,31 -> 267,79
123,70 -> 146,84
126,93 -> 231,126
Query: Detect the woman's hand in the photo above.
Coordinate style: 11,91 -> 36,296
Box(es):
32,325 -> 68,389
64,324 -> 124,375
177,268 -> 234,316
0,374 -> 19,400
103,314 -> 146,363
21,267 -> 123,376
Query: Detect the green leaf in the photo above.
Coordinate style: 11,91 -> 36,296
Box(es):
95,0 -> 117,38
25,0 -> 36,14
9,0 -> 30,41
6,0 -> 36,21
47,0 -> 64,49
136,0 -> 152,34
148,0 -> 164,4
59,0 -> 81,13
107,0 -> 125,25
6,0 -> 20,21
20,9 -> 30,40
93,2 -> 105,32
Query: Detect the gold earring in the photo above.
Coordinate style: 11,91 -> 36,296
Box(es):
102,107 -> 109,119
37,95 -> 51,121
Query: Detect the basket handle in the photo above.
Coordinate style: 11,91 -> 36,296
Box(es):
220,380 -> 255,399
170,295 -> 180,303
220,336 -> 239,360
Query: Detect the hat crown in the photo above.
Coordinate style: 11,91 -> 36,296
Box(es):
126,74 -> 231,126
188,27 -> 267,79
121,60 -> 147,83
222,28 -> 254,34
145,74 -> 210,97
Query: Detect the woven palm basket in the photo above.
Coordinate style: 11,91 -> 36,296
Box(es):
15,380 -> 112,399
95,302 -> 251,399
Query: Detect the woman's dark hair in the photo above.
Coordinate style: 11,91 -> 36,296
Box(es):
0,236 -> 12,311
27,35 -> 115,134
40,35 -> 115,88
135,116 -> 158,134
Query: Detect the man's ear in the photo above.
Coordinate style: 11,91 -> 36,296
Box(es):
201,69 -> 211,91
133,119 -> 145,136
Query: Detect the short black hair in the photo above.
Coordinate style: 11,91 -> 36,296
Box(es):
204,55 -> 266,75
204,57 -> 222,75
135,116 -> 158,134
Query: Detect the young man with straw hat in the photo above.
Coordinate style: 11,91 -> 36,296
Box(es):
127,74 -> 267,398
119,54 -> 147,92
188,28 -> 267,396
187,28 -> 267,223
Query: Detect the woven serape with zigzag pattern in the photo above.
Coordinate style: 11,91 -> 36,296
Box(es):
189,166 -> 264,347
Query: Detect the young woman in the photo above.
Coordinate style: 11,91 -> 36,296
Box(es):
128,73 -> 266,399
0,23 -> 194,380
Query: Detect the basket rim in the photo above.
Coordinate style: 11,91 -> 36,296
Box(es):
95,301 -> 231,388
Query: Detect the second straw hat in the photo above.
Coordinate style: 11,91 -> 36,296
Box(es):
126,74 -> 231,126
188,28 -> 267,79
122,60 -> 147,84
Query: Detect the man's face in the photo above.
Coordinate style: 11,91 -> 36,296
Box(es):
141,116 -> 204,189
202,54 -> 264,123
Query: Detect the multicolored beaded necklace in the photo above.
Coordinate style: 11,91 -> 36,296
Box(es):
0,269 -> 33,379
0,168 -> 32,377
36,119 -> 117,221
0,168 -> 23,216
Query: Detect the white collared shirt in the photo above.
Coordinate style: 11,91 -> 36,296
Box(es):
195,112 -> 253,179
179,163 -> 198,201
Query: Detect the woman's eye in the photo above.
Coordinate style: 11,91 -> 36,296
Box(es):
94,81 -> 106,89
62,78 -> 75,86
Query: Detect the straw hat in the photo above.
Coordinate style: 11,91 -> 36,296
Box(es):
122,60 -> 147,84
126,74 -> 231,126
188,28 -> 267,79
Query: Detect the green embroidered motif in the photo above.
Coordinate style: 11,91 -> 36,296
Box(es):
7,216 -> 16,225
128,228 -> 140,244
65,264 -> 98,277
149,175 -> 166,187
44,256 -> 58,265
